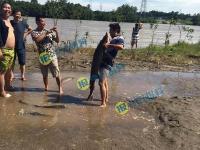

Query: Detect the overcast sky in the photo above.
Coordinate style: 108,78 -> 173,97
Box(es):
23,0 -> 200,14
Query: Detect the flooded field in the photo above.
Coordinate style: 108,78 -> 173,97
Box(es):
25,17 -> 200,48
0,71 -> 200,150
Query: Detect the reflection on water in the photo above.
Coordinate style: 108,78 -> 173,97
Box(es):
0,71 -> 200,149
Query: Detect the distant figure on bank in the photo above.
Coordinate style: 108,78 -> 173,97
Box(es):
131,23 -> 143,49
99,23 -> 124,107
0,2 -> 15,97
11,10 -> 32,81
31,16 -> 63,95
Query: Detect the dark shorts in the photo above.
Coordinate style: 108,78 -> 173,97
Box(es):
14,49 -> 26,65
99,66 -> 110,81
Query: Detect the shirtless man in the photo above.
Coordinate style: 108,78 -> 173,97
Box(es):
0,2 -> 15,97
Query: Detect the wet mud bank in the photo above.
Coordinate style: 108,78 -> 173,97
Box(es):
0,71 -> 200,149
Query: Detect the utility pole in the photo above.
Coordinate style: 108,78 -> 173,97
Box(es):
140,0 -> 147,14
139,0 -> 147,21
100,3 -> 102,11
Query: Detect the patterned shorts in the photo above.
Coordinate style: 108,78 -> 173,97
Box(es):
0,48 -> 14,74
40,58 -> 60,78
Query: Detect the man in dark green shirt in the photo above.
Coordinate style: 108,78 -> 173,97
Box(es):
11,10 -> 32,80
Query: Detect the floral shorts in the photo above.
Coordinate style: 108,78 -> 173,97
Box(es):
0,48 -> 14,74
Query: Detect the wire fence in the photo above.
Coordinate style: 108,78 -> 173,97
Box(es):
25,17 -> 200,50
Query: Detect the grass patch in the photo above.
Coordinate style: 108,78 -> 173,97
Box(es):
27,42 -> 200,66
118,42 -> 200,65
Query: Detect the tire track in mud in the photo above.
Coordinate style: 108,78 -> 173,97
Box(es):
141,97 -> 200,150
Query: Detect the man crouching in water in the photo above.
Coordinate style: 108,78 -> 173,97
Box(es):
0,2 -> 15,97
99,23 -> 124,107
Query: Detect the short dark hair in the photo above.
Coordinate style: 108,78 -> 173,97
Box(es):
1,2 -> 11,9
109,23 -> 121,33
35,15 -> 44,22
12,10 -> 21,15
135,23 -> 139,28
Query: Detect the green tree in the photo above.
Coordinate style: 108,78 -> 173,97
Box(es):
31,0 -> 38,4
115,4 -> 137,22
192,14 -> 200,25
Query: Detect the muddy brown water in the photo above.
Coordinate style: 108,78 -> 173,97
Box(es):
0,71 -> 200,150
24,17 -> 200,49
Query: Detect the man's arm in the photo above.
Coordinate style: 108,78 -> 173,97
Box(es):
24,26 -> 32,38
51,27 -> 59,43
0,30 -> 4,59
105,43 -> 124,50
32,31 -> 48,43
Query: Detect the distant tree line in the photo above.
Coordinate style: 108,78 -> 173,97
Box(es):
1,0 -> 200,25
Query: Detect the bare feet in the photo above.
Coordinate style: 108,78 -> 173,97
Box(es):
106,98 -> 108,102
0,92 -> 11,98
21,77 -> 26,81
100,103 -> 106,108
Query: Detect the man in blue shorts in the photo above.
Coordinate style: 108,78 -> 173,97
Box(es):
99,23 -> 124,107
11,10 -> 32,80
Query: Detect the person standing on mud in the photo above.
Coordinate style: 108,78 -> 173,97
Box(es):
131,23 -> 143,49
31,16 -> 63,95
0,2 -> 15,97
99,23 -> 124,107
11,10 -> 32,81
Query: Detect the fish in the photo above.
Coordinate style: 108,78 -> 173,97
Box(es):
86,33 -> 108,101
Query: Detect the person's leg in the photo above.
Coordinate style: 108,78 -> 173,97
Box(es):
5,68 -> 13,89
20,65 -> 26,80
18,50 -> 26,80
43,75 -> 48,91
11,50 -> 17,81
56,75 -> 63,95
99,78 -> 107,107
40,64 -> 48,91
0,73 -> 10,97
105,78 -> 109,102
4,49 -> 15,90
99,67 -> 109,107
49,58 -> 63,95
0,73 -> 5,95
